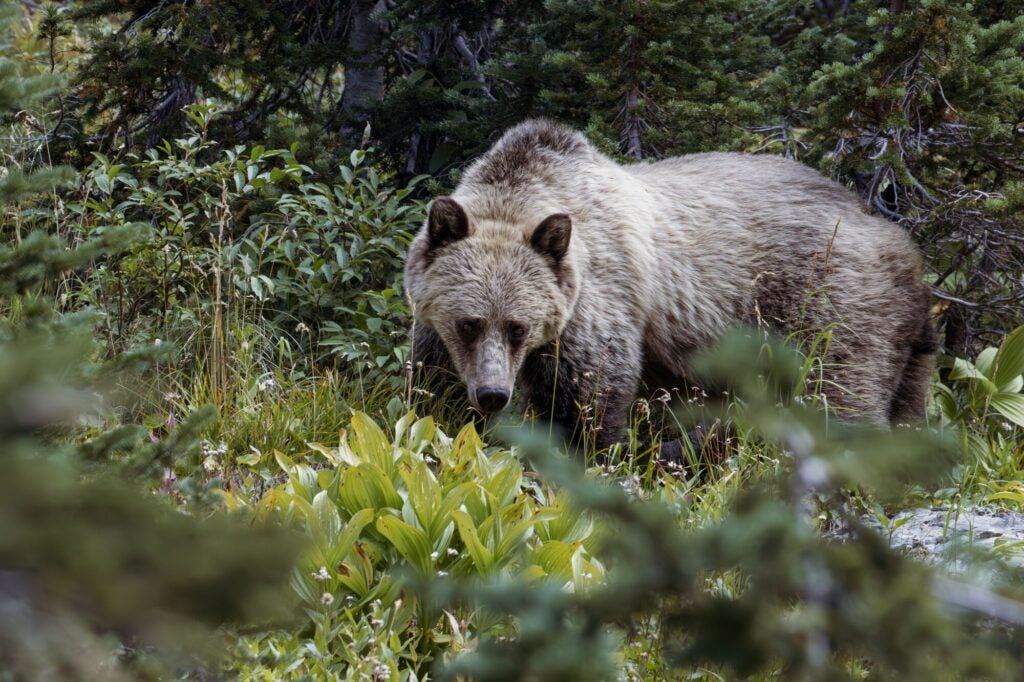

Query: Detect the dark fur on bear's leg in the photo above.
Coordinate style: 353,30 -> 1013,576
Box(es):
657,420 -> 731,473
888,317 -> 938,424
409,324 -> 467,414
518,329 -> 642,458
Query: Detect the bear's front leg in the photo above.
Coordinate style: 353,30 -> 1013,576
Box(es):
409,323 -> 459,399
519,328 -> 642,456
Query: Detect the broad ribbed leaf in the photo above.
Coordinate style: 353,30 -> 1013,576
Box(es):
408,416 -> 436,453
430,482 -> 474,541
949,357 -> 998,395
976,347 -> 998,379
991,392 -> 1024,428
336,509 -> 375,558
932,382 -> 959,421
448,423 -> 484,475
349,411 -> 393,474
338,464 -> 403,514
399,459 -> 441,533
452,509 -> 493,573
311,491 -> 342,545
376,515 -> 433,573
306,441 -> 343,466
533,541 -> 579,581
994,325 -> 1024,390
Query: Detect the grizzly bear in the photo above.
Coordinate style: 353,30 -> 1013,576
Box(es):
404,119 -> 935,452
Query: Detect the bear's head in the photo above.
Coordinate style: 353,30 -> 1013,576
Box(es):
405,196 -> 580,413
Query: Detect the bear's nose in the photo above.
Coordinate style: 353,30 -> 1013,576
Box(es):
475,386 -> 511,413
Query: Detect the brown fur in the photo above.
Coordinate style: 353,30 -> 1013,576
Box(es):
405,119 -> 935,450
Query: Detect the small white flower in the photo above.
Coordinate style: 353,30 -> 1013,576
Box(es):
446,548 -> 458,556
312,566 -> 331,581
296,322 -> 310,333
320,592 -> 334,606
374,664 -> 390,677
154,338 -> 162,347
430,551 -> 440,560
437,570 -> 449,577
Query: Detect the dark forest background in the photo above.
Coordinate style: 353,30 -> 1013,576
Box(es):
48,0 -> 1024,356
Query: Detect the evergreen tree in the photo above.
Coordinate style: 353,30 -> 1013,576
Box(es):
368,0 -> 537,177
499,0 -> 769,159
66,0 -> 357,157
0,3 -> 71,204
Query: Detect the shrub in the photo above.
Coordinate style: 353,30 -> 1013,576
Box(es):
50,105 -> 425,387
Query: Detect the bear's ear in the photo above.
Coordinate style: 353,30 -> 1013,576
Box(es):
427,196 -> 470,251
530,213 -> 572,264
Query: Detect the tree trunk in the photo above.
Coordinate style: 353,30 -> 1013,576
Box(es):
337,0 -> 387,143
623,85 -> 643,160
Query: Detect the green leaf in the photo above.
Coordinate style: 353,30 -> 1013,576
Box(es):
430,482 -> 475,541
307,441 -> 343,467
452,510 -> 493,574
408,416 -> 435,453
991,392 -> 1024,428
311,491 -> 342,546
985,491 -> 1024,506
275,451 -> 318,502
949,357 -> 998,395
337,464 -> 403,514
337,508 -> 376,555
376,514 -> 433,573
479,455 -> 523,509
533,541 -> 580,581
399,459 -> 441,533
976,347 -> 998,380
495,515 -> 537,558
994,325 -> 1024,390
393,410 -> 415,449
349,412 -> 393,475
932,382 -> 959,421
447,423 -> 483,474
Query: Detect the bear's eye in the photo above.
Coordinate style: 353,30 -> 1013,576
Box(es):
456,318 -> 483,342
507,322 -> 528,343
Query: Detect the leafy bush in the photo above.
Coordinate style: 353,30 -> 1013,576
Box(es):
935,324 -> 1024,433
51,105 -> 425,385
933,324 -> 1024,492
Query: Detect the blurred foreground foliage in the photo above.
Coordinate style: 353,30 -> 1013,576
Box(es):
0,8 -> 300,676
0,230 -> 302,680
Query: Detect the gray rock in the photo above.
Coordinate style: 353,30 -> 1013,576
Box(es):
862,507 -> 1024,570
